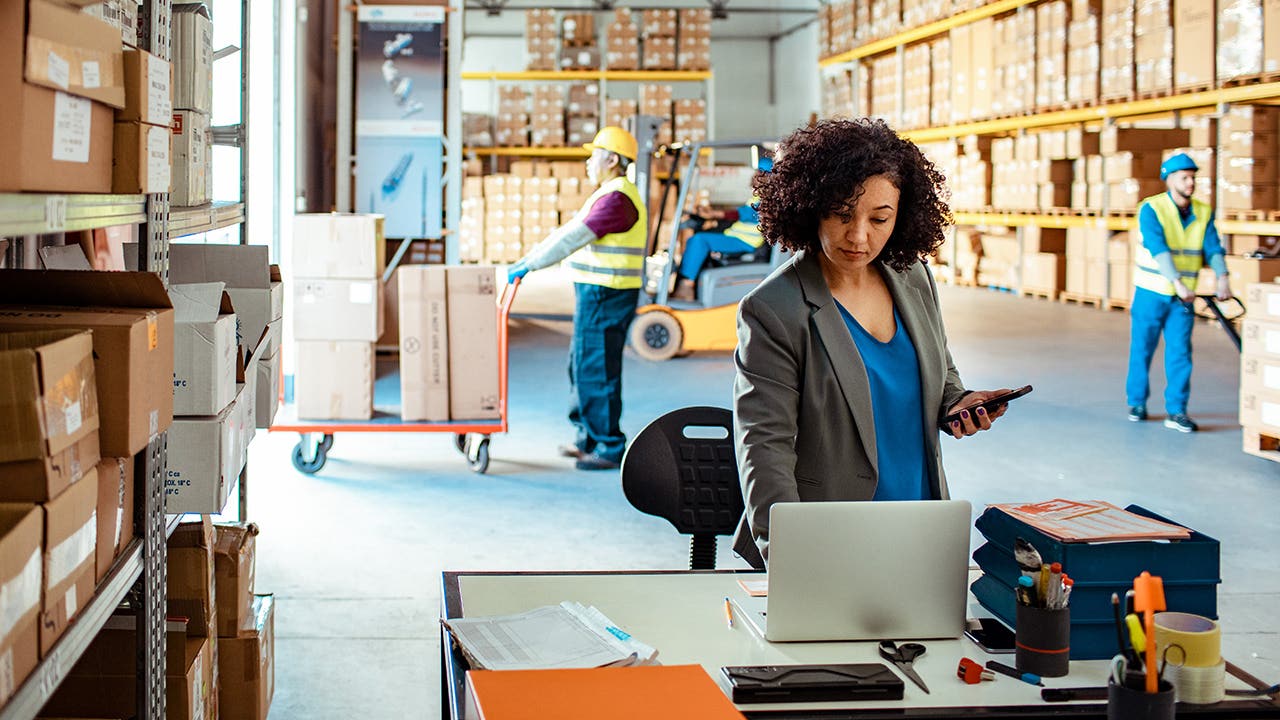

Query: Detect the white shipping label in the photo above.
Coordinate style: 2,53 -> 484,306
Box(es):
48,512 -> 96,588
47,51 -> 70,89
1263,400 -> 1280,429
82,61 -> 101,89
0,649 -> 12,703
147,56 -> 171,122
1267,329 -> 1280,355
1266,364 -> 1280,391
65,585 -> 77,618
349,283 -> 374,304
64,401 -> 83,435
1270,294 -> 1280,318
0,549 -> 42,638
148,126 -> 171,188
52,92 -> 93,164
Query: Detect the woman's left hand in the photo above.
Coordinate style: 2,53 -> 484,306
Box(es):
944,389 -> 1011,439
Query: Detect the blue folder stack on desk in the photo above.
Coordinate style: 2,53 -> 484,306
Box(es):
970,504 -> 1220,660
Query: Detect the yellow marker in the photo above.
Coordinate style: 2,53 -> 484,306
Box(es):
1038,564 -> 1050,606
1125,613 -> 1147,653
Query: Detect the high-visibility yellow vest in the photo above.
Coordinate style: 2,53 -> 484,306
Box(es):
723,199 -> 764,248
1133,192 -> 1211,296
566,176 -> 647,289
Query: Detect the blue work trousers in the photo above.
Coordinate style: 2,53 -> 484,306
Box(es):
568,282 -> 639,462
678,232 -> 755,280
1125,287 -> 1195,414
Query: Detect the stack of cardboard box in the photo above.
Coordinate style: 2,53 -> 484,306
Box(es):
1036,1 -> 1069,110
673,98 -> 708,143
81,0 -> 140,46
1065,226 -> 1111,298
949,18 -> 994,122
606,8 -> 640,70
166,518 -> 219,719
461,176 -> 486,263
1134,0 -> 1172,94
114,47 -> 173,194
1022,226 -> 1071,296
952,136 -> 992,209
1218,107 -> 1278,212
0,0 -> 126,193
566,82 -> 600,147
526,9 -> 557,71
991,13 -> 1035,117
1066,0 -> 1101,104
677,9 -> 712,71
606,98 -> 638,130
990,138 -> 1039,211
531,85 -> 566,147
1240,280 -> 1280,462
172,4 -> 214,206
519,175 -> 560,255
483,175 -> 523,264
496,85 -> 529,147
639,83 -> 674,146
1106,230 -> 1134,305
291,214 -> 386,421
870,54 -> 899,125
1173,0 -> 1215,90
560,12 -> 600,70
903,0 -> 951,28
817,4 -> 832,57
826,1 -> 854,57
823,72 -> 854,119
1101,0 -> 1136,100
214,524 -> 275,720
641,9 -> 678,70
869,0 -> 902,40
930,37 -> 951,127
900,44 -> 930,129
463,112 -> 494,148
1099,127 -> 1188,210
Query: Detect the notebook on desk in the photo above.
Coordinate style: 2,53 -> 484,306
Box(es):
736,500 -> 972,642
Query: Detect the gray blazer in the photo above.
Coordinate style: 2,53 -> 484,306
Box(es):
731,250 -> 968,569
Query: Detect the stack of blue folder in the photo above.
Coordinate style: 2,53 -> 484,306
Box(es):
970,504 -> 1220,660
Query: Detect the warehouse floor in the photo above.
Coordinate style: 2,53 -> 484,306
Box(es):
244,282 -> 1279,719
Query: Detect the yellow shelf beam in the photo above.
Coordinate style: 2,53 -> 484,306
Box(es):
1219,219 -> 1280,236
461,70 -> 712,81
903,82 -> 1280,142
466,146 -> 591,157
952,212 -> 1280,236
819,0 -> 1039,68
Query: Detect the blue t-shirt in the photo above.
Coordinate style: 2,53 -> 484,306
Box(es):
836,302 -> 929,501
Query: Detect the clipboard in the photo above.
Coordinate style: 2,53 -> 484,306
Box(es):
720,663 -> 904,703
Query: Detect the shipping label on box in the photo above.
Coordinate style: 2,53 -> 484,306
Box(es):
170,282 -> 238,417
292,214 -> 386,280
166,386 -> 244,514
121,48 -> 172,125
294,341 -> 374,421
292,278 -> 382,342
0,503 -> 42,706
113,121 -> 171,194
171,109 -> 210,206
1,84 -> 114,193
40,472 -> 98,655
25,0 -> 126,108
446,267 -> 499,420
399,266 -> 450,421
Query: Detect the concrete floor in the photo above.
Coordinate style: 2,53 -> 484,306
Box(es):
243,283 -> 1279,719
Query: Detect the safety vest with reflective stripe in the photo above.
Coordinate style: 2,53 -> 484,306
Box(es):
1133,192 -> 1211,296
566,176 -> 648,289
722,199 -> 764,248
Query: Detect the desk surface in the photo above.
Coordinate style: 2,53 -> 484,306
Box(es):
440,570 -> 1279,719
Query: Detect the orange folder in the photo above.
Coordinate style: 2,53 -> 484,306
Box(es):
465,664 -> 746,720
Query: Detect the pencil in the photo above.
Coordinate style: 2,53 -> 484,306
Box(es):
723,597 -> 734,628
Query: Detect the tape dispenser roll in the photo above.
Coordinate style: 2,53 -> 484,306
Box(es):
1154,612 -> 1221,667
1164,660 -> 1226,704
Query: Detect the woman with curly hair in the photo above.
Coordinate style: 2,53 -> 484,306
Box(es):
731,118 -> 1011,569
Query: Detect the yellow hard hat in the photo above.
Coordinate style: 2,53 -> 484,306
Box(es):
583,126 -> 638,161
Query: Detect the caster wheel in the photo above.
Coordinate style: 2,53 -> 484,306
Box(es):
320,434 -> 335,452
468,438 -> 490,474
629,310 -> 683,361
292,441 -> 327,474
454,433 -> 468,456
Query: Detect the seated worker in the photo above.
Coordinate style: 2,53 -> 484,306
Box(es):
670,201 -> 764,300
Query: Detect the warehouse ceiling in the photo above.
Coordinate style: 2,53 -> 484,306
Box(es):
463,0 -> 819,40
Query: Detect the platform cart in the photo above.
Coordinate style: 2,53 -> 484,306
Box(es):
271,278 -> 519,474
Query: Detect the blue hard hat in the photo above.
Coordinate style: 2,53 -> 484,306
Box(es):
1160,153 -> 1198,181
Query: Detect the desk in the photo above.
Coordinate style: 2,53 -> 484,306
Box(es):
440,570 -> 1279,719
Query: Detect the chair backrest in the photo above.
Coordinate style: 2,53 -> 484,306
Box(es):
620,406 -> 744,570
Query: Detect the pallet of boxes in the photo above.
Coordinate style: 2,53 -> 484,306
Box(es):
0,269 -> 176,712
1241,279 -> 1280,463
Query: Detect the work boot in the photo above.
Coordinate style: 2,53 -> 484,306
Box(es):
1163,414 -> 1199,433
575,453 -> 621,471
671,278 -> 696,301
557,444 -> 585,459
1127,405 -> 1147,422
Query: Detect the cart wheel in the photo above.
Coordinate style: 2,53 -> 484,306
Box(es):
453,433 -> 468,456
629,310 -> 683,362
320,433 -> 335,452
467,437 -> 491,474
292,439 -> 327,475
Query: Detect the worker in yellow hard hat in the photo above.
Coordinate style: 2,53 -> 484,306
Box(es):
507,126 -> 648,470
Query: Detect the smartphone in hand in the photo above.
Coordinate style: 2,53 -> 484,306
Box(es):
938,385 -> 1033,431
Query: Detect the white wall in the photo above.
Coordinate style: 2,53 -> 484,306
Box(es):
772,23 -> 821,138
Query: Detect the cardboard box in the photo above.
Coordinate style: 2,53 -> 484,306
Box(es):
292,214 -> 387,280
0,271 -> 176,457
0,80 -> 114,193
172,109 -> 211,206
1246,282 -> 1280,322
0,330 -> 100,474
1227,257 -> 1280,286
40,473 -> 98,656
93,456 -> 133,583
1242,352 -> 1280,394
166,386 -> 246,514
1173,0 -> 1215,88
292,278 -> 383,342
399,266 -> 450,421
24,0 -> 126,108
112,121 -> 170,193
172,5 -> 213,113
1099,127 -> 1191,155
1239,387 -> 1280,434
446,267 -> 500,420
167,244 -> 285,361
169,636 -> 215,720
168,517 -> 216,639
255,347 -> 281,430
1268,0 -> 1280,73
294,341 -> 374,421
0,431 -> 99,506
0,504 -> 43,707
214,524 -> 257,638
120,48 -> 171,125
1023,252 -> 1066,292
217,595 -> 275,720
170,283 -> 238,417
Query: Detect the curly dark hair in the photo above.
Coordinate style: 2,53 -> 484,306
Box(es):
752,118 -> 952,273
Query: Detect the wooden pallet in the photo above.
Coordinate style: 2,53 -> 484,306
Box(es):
1242,427 -> 1280,464
1021,286 -> 1058,301
1225,209 -> 1269,222
1059,291 -> 1106,308
1220,73 -> 1280,87
1106,209 -> 1137,218
1136,86 -> 1174,101
1106,296 -> 1132,311
1042,207 -> 1073,216
1175,82 -> 1214,95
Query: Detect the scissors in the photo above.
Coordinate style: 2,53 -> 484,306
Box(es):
879,640 -> 930,694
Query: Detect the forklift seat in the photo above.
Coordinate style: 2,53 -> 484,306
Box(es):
706,243 -> 771,268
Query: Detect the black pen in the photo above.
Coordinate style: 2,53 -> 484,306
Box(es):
986,660 -> 1044,687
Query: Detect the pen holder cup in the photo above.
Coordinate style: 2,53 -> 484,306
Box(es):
1107,678 -> 1176,720
1015,604 -> 1070,678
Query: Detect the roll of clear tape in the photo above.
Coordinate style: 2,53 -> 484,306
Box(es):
1165,659 -> 1226,704
1154,612 -> 1221,667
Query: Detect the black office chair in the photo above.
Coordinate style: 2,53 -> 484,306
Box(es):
620,406 -> 744,570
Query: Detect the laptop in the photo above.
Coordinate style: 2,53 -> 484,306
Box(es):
734,500 -> 972,642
